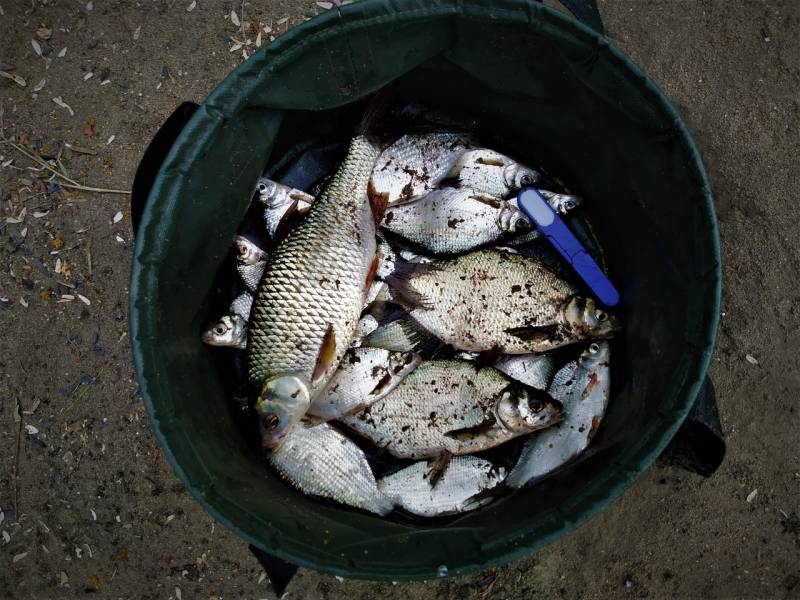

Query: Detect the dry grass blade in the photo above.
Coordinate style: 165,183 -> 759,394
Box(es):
1,139 -> 131,195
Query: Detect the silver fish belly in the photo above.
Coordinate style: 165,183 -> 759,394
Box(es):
268,420 -> 393,515
381,188 -> 530,255
370,132 -> 476,205
310,347 -> 421,421
493,353 -> 555,390
377,456 -> 506,517
506,342 -> 611,488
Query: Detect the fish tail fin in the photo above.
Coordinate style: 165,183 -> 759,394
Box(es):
381,253 -> 438,310
355,86 -> 396,138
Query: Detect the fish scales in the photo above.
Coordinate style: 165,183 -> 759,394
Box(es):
247,134 -> 380,389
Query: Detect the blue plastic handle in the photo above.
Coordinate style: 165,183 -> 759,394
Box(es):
517,187 -> 620,307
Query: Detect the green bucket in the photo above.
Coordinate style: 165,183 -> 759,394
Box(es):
130,0 -> 721,581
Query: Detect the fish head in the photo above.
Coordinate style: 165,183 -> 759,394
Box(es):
255,374 -> 312,450
579,341 -> 611,369
201,315 -> 247,349
564,297 -> 621,339
234,235 -> 267,266
256,177 -> 279,201
503,163 -> 539,192
494,385 -> 565,432
547,193 -> 583,215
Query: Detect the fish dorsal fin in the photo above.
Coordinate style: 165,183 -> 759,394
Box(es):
312,325 -> 337,383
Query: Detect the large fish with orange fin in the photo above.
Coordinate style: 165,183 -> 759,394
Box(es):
247,92 -> 392,450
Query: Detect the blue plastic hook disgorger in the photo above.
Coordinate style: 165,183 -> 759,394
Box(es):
516,187 -> 620,308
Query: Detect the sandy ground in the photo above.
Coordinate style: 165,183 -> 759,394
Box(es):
1,0 -> 798,598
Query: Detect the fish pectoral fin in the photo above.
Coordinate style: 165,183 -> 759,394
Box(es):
367,180 -> 390,227
425,450 -> 453,488
340,403 -> 369,417
312,325 -> 337,383
468,193 -> 503,209
363,253 -> 380,302
504,324 -> 560,342
475,156 -> 506,167
444,414 -> 499,441
271,198 -> 300,243
383,258 -> 437,310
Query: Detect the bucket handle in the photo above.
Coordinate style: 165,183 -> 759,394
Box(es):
130,101 -> 199,237
535,0 -> 604,36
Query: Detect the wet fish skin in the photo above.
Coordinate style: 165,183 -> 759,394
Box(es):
310,347 -> 421,421
381,188 -> 531,255
229,291 -> 253,320
493,353 -> 554,390
370,132 -> 477,205
387,249 -> 620,353
340,360 -> 564,459
378,456 -> 506,517
445,149 -> 540,198
269,420 -> 393,515
201,314 -> 247,350
248,126 -> 382,449
255,178 -> 315,238
234,235 -> 268,292
506,341 -> 611,488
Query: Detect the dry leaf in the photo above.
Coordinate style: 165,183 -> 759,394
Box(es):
58,47 -> 67,57
231,10 -> 240,26
52,96 -> 74,116
83,117 -> 95,137
133,25 -> 141,40
255,31 -> 262,47
276,16 -> 289,25
31,39 -> 43,56
187,0 -> 196,11
316,1 -> 334,8
33,78 -> 46,92
112,211 -> 123,223
37,27 -> 53,40
107,134 -> 115,145
83,72 -> 93,81
229,43 -> 242,53
0,70 -> 26,87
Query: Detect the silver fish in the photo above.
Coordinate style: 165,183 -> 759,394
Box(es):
377,456 -> 506,517
201,314 -> 247,350
255,178 -> 315,238
230,291 -> 253,320
386,249 -> 620,353
506,342 -> 610,488
248,110 -> 383,449
268,420 -> 393,515
234,235 -> 268,292
493,353 -> 555,390
381,188 -> 531,255
340,360 -> 564,459
310,347 -> 421,421
370,132 -> 477,205
444,149 -> 540,198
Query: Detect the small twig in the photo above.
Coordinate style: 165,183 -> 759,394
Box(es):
58,182 -> 131,195
1,140 -> 131,194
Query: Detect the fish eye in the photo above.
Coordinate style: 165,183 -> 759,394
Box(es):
596,310 -> 608,322
565,200 -> 576,210
520,174 -> 533,186
214,325 -> 226,335
528,398 -> 544,412
589,343 -> 600,353
238,243 -> 248,255
257,183 -> 268,193
262,414 -> 280,430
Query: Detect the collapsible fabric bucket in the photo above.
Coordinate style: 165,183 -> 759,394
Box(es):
130,0 -> 721,581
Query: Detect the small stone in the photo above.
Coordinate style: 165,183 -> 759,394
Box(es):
746,489 -> 758,503
745,354 -> 758,365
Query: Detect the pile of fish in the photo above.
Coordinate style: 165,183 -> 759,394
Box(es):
202,104 -> 620,518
